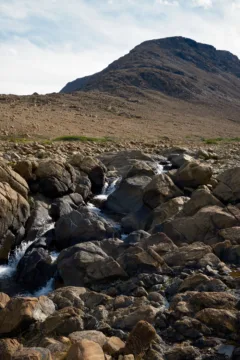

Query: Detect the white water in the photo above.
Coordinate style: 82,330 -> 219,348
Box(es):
93,177 -> 121,201
50,250 -> 60,262
155,163 -> 164,174
0,222 -> 55,281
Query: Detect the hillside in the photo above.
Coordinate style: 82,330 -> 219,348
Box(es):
61,36 -> 240,105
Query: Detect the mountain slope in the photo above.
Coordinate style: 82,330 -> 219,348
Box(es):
60,36 -> 240,104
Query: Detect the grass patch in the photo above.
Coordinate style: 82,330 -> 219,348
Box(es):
52,135 -> 113,143
202,137 -> 240,145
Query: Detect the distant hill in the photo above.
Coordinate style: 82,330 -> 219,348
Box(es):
60,36 -> 240,104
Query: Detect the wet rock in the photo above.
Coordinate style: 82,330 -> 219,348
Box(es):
50,193 -> 84,221
74,171 -> 92,200
30,159 -> 76,198
124,230 -> 150,245
16,247 -> 56,292
55,207 -> 117,250
24,200 -> 51,242
0,296 -> 55,336
172,161 -> 213,189
143,174 -> 183,209
213,167 -> 240,203
0,160 -> 29,198
70,153 -> 106,193
66,339 -> 105,360
57,242 -> 127,287
106,175 -> 152,214
121,205 -> 152,232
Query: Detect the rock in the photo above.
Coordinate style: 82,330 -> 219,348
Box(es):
11,347 -> 52,359
171,153 -> 194,168
0,182 -> 30,262
123,320 -> 156,357
124,160 -> 156,179
116,246 -> 162,276
48,287 -> 87,309
57,242 -> 127,287
213,167 -> 240,203
141,233 -> 177,255
0,292 -> 10,309
148,196 -> 189,230
55,207 -> 117,250
178,273 -> 227,293
174,317 -> 210,339
69,330 -> 107,347
50,193 -> 84,221
14,160 -> 38,182
30,159 -> 76,198
143,174 -> 183,209
112,305 -> 158,330
165,345 -> 200,360
182,188 -> 223,216
66,339 -> 105,360
103,337 -> 125,355
16,247 -> 56,292
170,291 -> 238,317
0,296 -> 55,336
0,339 -> 22,360
75,172 -> 92,200
0,160 -> 29,198
24,200 -> 51,242
219,227 -> 240,244
70,153 -> 106,193
162,206 -> 240,246
41,307 -> 84,336
196,308 -> 239,333
106,176 -> 152,215
37,337 -> 71,359
172,161 -> 212,189
163,242 -> 212,267
121,205 -> 152,232
124,230 -> 150,245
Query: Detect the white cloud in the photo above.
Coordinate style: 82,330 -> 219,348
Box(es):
0,0 -> 240,94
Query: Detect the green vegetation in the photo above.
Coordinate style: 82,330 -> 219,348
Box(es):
202,137 -> 240,145
52,135 -> 113,143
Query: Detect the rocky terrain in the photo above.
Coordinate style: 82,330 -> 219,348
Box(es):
0,140 -> 240,359
2,37 -> 240,141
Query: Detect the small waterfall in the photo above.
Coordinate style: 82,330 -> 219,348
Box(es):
155,163 -> 164,174
93,177 -> 121,201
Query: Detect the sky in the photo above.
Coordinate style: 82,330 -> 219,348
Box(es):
1,0 -> 240,95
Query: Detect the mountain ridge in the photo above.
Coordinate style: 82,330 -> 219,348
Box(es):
60,36 -> 240,104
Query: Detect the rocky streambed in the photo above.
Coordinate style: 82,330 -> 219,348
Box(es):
0,145 -> 240,359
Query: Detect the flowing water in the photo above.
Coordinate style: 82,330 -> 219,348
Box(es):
0,165 -> 163,297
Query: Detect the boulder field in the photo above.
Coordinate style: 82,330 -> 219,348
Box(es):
0,142 -> 240,359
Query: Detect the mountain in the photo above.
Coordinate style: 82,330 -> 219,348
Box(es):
60,36 -> 240,104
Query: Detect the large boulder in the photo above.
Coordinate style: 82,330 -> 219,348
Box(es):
172,161 -> 212,189
0,161 -> 29,198
162,206 -> 240,246
70,153 -> 106,193
143,174 -> 183,210
48,287 -> 87,310
196,308 -> 239,334
0,182 -> 30,262
57,242 -> 127,287
50,193 -> 84,221
30,160 -> 76,198
106,176 -> 152,215
163,242 -> 212,267
149,196 -> 189,230
24,200 -> 51,242
0,296 -> 55,336
182,188 -> 223,216
16,247 -> 56,292
66,339 -> 105,360
0,339 -> 22,360
55,207 -> 117,250
213,167 -> 240,203
121,205 -> 152,233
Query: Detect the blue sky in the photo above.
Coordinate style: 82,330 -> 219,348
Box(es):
0,0 -> 240,94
